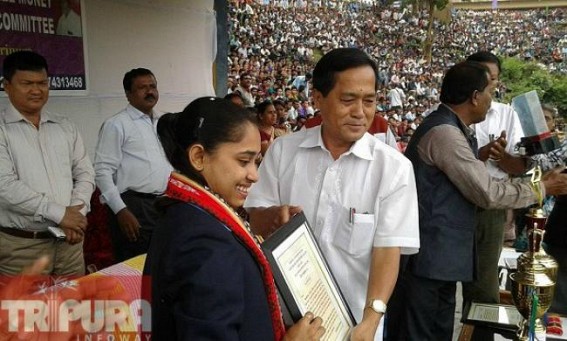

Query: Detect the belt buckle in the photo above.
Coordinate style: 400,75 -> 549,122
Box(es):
33,231 -> 39,239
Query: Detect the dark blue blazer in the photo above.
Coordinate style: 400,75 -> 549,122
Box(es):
143,201 -> 274,340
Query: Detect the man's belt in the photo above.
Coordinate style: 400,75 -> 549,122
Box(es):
123,190 -> 159,200
0,226 -> 53,239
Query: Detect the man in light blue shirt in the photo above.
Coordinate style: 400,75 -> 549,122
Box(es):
291,72 -> 312,100
94,68 -> 173,262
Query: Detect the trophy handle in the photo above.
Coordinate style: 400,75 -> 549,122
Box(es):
527,164 -> 544,207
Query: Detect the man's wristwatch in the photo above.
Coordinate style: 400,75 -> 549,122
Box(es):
366,299 -> 387,314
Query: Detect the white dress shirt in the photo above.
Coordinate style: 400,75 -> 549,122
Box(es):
94,104 -> 173,214
287,108 -> 298,121
0,104 -> 95,231
245,126 -> 420,327
234,85 -> 255,107
473,101 -> 525,180
388,87 -> 405,108
56,10 -> 82,37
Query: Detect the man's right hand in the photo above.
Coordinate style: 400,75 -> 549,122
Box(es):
116,208 -> 140,242
478,130 -> 507,162
248,205 -> 302,238
542,167 -> 567,196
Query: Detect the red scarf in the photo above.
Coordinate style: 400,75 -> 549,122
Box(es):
165,173 -> 286,341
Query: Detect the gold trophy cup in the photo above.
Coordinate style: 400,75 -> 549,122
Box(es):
509,166 -> 558,340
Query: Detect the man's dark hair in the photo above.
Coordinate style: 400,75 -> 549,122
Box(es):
466,51 -> 501,73
123,68 -> 154,92
273,99 -> 285,107
313,48 -> 378,97
440,61 -> 490,105
3,51 -> 48,82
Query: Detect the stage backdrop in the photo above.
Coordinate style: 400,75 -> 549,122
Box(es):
0,0 -> 87,93
0,0 -> 216,157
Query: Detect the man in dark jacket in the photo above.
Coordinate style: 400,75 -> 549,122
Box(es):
396,61 -> 567,340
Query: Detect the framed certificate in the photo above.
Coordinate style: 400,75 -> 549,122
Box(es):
262,212 -> 355,340
462,302 -> 523,331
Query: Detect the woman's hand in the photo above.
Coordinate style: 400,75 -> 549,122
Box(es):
283,312 -> 325,341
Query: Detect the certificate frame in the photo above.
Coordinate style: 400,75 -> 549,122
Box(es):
262,212 -> 355,340
462,302 -> 523,331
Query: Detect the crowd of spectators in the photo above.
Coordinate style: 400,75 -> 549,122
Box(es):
228,0 -> 566,150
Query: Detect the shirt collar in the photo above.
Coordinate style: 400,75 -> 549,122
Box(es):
485,101 -> 498,116
126,104 -> 155,120
440,103 -> 476,138
5,103 -> 61,124
298,125 -> 374,161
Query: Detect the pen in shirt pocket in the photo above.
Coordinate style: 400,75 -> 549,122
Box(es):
349,207 -> 355,224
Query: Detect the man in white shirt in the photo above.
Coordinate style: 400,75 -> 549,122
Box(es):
56,0 -> 82,37
387,84 -> 405,109
94,68 -> 173,262
245,48 -> 420,341
0,51 -> 95,275
286,99 -> 299,123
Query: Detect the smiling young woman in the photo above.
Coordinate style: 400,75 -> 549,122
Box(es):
143,97 -> 325,341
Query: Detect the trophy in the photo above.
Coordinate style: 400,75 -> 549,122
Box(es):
509,165 -> 558,340
512,90 -> 561,156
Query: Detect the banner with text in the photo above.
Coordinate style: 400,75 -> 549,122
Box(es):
0,0 -> 86,92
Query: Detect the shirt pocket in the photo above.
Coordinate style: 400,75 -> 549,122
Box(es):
332,210 -> 376,258
124,130 -> 148,155
50,133 -> 73,179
